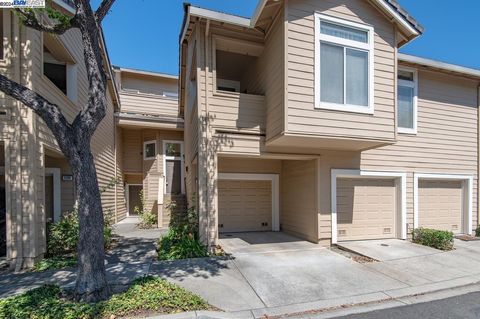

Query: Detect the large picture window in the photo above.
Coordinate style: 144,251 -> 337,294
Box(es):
315,14 -> 374,114
397,68 -> 418,134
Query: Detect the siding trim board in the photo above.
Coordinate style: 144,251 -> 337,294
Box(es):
413,173 -> 473,235
218,173 -> 280,231
331,169 -> 407,244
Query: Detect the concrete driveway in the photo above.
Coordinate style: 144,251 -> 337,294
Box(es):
151,234 -> 480,316
153,233 -> 407,311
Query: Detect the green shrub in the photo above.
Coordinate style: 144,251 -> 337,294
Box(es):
157,225 -> 208,261
32,256 -> 77,272
46,209 -> 114,258
157,198 -> 208,260
0,276 -> 210,319
413,228 -> 454,251
475,226 -> 480,237
135,190 -> 158,229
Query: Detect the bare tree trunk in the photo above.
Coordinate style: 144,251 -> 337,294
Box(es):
71,141 -> 110,301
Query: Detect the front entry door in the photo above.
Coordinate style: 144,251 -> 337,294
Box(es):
165,160 -> 182,194
164,141 -> 183,194
128,185 -> 143,215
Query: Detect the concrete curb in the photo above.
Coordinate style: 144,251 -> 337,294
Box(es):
146,278 -> 480,318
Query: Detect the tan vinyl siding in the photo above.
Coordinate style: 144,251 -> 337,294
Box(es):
361,69 -> 479,233
244,8 -> 285,140
209,93 -> 265,133
286,0 -> 396,141
218,157 -> 281,175
122,129 -> 143,173
119,92 -> 178,118
281,159 -> 318,242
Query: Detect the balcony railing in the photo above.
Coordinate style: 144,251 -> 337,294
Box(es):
209,92 -> 265,133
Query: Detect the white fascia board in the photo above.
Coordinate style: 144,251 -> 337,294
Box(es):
117,67 -> 178,80
189,6 -> 251,28
250,0 -> 268,27
399,53 -> 480,79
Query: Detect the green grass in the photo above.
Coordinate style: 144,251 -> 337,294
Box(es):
32,256 -> 77,272
0,276 -> 210,319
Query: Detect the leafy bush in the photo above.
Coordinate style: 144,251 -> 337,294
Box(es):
135,190 -> 158,229
157,199 -> 208,261
32,256 -> 77,272
45,209 -> 114,259
0,276 -> 209,319
475,226 -> 480,237
157,225 -> 208,261
413,228 -> 454,251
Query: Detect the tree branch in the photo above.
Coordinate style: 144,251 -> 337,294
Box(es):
15,9 -> 78,34
95,0 -> 116,23
0,74 -> 75,156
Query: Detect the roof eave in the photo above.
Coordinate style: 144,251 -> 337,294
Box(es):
399,53 -> 480,79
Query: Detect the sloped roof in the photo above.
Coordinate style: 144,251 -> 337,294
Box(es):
384,0 -> 424,34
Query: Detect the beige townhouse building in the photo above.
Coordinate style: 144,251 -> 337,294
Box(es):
1,0 -> 479,267
0,2 -> 183,267
178,0 -> 480,249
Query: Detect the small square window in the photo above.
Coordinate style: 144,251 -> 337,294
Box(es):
144,141 -> 156,160
165,143 -> 181,157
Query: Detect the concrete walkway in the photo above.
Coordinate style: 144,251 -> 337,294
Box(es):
0,217 -> 166,298
149,235 -> 480,318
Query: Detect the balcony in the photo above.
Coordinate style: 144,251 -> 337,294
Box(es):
209,92 -> 266,133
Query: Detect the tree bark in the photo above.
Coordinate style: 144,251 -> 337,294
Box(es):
70,140 -> 110,302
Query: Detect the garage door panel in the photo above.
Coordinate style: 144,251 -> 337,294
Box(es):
337,178 -> 396,241
418,180 -> 462,233
219,179 -> 272,233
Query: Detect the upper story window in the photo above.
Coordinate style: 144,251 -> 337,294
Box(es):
397,68 -> 418,134
315,14 -> 374,114
43,34 -> 78,102
44,48 -> 67,94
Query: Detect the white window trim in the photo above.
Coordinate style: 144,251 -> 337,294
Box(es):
143,140 -> 157,160
413,173 -> 473,235
331,169 -> 407,244
397,67 -> 418,135
125,183 -> 143,217
315,13 -> 375,114
218,173 -> 280,232
162,140 -> 185,194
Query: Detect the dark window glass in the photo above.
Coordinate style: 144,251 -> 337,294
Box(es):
44,62 -> 67,94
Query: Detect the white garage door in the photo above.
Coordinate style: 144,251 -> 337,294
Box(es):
418,180 -> 463,233
337,178 -> 396,241
218,179 -> 272,233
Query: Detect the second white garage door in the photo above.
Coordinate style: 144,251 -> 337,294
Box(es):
337,178 -> 396,241
418,180 -> 463,233
218,179 -> 272,233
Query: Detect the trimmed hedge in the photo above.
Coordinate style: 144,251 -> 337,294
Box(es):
413,228 -> 454,251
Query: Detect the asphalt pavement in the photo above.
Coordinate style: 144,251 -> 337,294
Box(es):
336,291 -> 480,319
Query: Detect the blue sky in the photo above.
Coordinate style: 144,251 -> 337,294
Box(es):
97,0 -> 480,75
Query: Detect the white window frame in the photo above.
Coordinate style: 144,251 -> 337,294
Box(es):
315,13 -> 375,114
143,140 -> 157,160
397,67 -> 418,134
163,140 -> 185,194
